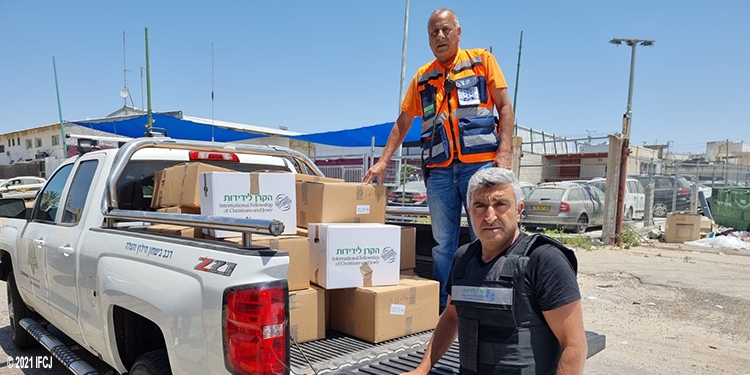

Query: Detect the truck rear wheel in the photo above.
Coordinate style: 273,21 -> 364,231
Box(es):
6,271 -> 38,349
130,349 -> 172,375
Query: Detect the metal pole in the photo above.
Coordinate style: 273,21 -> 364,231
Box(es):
513,31 -> 523,136
52,57 -> 67,157
624,42 -> 637,135
211,43 -> 215,142
123,31 -> 128,107
145,27 -> 153,130
395,0 -> 410,187
610,37 -> 653,244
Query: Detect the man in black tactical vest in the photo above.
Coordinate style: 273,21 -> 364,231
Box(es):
401,168 -> 587,375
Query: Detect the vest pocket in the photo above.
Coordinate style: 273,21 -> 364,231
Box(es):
420,125 -> 451,165
458,316 -> 479,373
455,75 -> 488,107
458,116 -> 499,155
419,84 -> 437,120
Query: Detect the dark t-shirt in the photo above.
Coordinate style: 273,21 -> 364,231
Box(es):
446,232 -> 580,314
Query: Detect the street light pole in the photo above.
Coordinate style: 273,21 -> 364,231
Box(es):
395,0 -> 410,186
610,37 -> 654,245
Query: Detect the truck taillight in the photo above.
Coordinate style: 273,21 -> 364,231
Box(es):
224,282 -> 289,375
190,151 -> 240,162
677,188 -> 689,195
560,202 -> 570,212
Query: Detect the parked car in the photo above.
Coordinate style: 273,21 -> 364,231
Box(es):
388,181 -> 428,206
629,175 -> 692,217
587,177 -> 646,221
519,181 -> 535,200
0,176 -> 46,199
521,183 -> 605,233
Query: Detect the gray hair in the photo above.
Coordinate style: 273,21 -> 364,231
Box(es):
428,8 -> 460,29
467,168 -> 523,209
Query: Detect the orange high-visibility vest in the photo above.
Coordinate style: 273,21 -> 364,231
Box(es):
417,48 -> 499,168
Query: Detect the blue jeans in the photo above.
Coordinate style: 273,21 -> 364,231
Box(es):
426,161 -> 493,307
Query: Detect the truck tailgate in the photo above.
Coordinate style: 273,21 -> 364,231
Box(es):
291,330 -> 606,374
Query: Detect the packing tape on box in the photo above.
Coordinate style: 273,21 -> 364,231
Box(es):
250,175 -> 260,195
405,316 -> 413,335
290,325 -> 299,341
269,238 -> 280,249
360,263 -> 373,287
347,289 -> 356,307
409,286 -> 417,304
301,182 -> 309,205
347,320 -> 355,334
289,294 -> 299,310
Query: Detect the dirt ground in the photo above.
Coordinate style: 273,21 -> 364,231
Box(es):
579,242 -> 750,375
0,240 -> 748,374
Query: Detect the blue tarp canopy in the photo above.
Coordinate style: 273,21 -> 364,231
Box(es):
71,113 -> 424,147
287,118 -> 423,147
71,113 -> 265,142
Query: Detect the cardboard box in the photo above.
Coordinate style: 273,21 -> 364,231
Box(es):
157,206 -> 202,214
199,171 -> 297,237
252,235 -> 310,291
297,182 -> 387,227
146,224 -> 202,238
156,163 -> 234,208
329,278 -> 439,343
309,223 -> 401,289
400,269 -> 415,276
400,226 -> 416,271
289,286 -> 325,343
665,213 -> 702,243
700,216 -> 714,234
295,174 -> 344,183
150,170 -> 166,208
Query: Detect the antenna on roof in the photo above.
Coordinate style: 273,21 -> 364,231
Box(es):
121,31 -> 134,109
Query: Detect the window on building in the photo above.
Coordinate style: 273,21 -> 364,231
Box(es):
35,138 -> 42,148
51,135 -> 60,146
0,145 -> 5,153
11,139 -> 15,147
25,139 -> 32,149
17,137 -> 20,145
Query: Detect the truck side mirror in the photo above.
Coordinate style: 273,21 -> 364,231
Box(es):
0,198 -> 29,220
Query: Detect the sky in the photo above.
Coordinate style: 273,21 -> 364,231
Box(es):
0,0 -> 748,155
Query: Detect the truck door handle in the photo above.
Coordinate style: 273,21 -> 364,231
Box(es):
58,245 -> 75,257
32,239 -> 46,247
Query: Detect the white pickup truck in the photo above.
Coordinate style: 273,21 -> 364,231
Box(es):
0,136 -> 605,375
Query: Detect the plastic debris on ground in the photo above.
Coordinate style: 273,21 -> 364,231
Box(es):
684,236 -> 750,250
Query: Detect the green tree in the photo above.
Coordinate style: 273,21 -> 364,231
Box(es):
400,163 -> 418,183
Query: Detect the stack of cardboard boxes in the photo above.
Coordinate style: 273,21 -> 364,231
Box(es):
147,162 -> 439,344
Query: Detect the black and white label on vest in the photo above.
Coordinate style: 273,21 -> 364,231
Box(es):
452,286 -> 513,306
456,76 -> 480,106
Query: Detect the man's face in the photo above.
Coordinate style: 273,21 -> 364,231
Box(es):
469,183 -> 524,251
428,11 -> 461,64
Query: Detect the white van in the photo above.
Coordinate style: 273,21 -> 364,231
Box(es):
588,178 -> 646,220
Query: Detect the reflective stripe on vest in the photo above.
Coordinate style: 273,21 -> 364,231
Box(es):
450,234 -> 578,374
416,48 -> 499,168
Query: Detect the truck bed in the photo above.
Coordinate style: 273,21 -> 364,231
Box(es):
290,330 -> 606,374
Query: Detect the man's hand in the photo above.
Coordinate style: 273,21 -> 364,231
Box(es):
363,160 -> 388,185
493,155 -> 511,169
